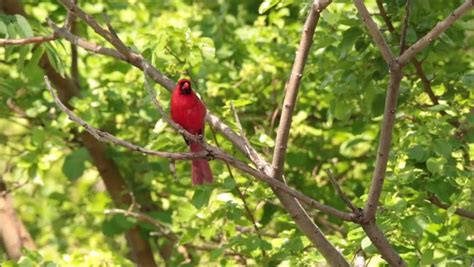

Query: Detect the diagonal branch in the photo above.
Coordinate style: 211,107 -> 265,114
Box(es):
428,194 -> 474,220
353,0 -> 395,66
364,68 -> 403,219
271,0 -> 330,181
269,1 -> 351,266
375,0 -> 394,32
398,0 -> 474,65
325,169 -> 358,213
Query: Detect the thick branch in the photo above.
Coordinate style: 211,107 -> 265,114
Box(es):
364,67 -> 403,219
361,222 -> 405,266
0,184 -> 36,260
398,0 -> 474,65
271,0 -> 330,181
353,0 -> 395,65
269,1 -> 350,266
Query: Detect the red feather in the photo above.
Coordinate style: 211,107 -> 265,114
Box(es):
170,79 -> 213,185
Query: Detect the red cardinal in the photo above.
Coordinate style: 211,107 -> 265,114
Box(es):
170,79 -> 213,185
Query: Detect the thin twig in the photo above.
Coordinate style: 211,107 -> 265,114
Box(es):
398,0 -> 474,65
105,208 -> 178,241
325,169 -> 357,213
64,0 -> 77,30
230,101 -> 252,158
399,0 -> 412,55
375,0 -> 394,32
0,35 -> 56,46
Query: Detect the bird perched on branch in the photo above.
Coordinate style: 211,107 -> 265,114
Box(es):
170,79 -> 213,185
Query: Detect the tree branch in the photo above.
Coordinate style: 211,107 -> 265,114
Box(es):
0,35 -> 56,46
398,0 -> 412,54
364,68 -> 403,219
353,0 -> 395,66
428,194 -> 474,220
325,169 -> 358,213
398,0 -> 474,65
268,1 -> 350,265
361,222 -> 405,266
375,0 -> 394,32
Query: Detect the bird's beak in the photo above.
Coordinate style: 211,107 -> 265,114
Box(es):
181,83 -> 191,94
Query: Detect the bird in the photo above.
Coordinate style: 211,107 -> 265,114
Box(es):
170,79 -> 213,185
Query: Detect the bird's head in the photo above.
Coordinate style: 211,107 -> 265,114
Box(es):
177,79 -> 192,95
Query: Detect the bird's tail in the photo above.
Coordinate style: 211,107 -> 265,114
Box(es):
189,142 -> 213,185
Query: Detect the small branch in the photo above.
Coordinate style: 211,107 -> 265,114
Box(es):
0,35 -> 56,46
375,0 -> 395,32
47,19 -> 127,61
363,67 -> 403,220
105,209 -> 178,241
428,194 -> 474,220
353,0 -> 395,66
64,0 -> 77,30
230,102 -> 253,158
398,0 -> 412,55
325,169 -> 358,213
398,0 -> 474,65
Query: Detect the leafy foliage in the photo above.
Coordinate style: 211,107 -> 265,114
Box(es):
0,0 -> 473,266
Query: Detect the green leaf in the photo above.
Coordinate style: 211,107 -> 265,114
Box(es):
433,139 -> 452,157
14,15 -> 33,38
192,187 -> 213,209
426,104 -> 449,112
426,157 -> 446,174
339,27 -> 363,50
407,145 -> 430,162
62,148 -> 90,181
420,250 -> 434,265
223,176 -> 236,190
259,0 -> 280,14
401,215 -> 428,235
0,20 -> 6,35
